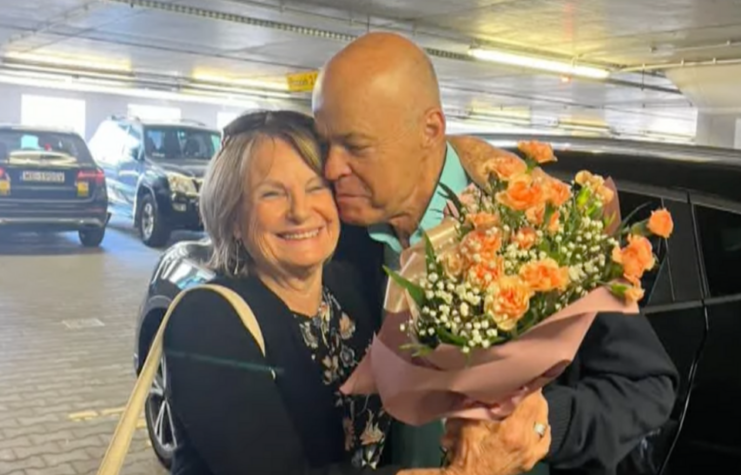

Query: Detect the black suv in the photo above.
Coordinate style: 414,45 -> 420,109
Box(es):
88,116 -> 221,247
0,125 -> 109,247
134,135 -> 741,474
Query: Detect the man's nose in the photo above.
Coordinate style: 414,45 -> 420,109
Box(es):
324,148 -> 351,181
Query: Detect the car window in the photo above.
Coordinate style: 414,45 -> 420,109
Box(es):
694,205 -> 741,298
143,126 -> 220,160
0,130 -> 94,164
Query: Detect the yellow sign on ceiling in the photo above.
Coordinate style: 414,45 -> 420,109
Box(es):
286,70 -> 319,93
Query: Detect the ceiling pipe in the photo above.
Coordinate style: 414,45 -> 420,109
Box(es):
620,56 -> 741,72
579,38 -> 741,61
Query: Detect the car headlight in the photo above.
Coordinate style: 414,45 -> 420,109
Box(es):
166,173 -> 198,196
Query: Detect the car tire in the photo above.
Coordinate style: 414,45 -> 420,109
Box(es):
78,228 -> 105,247
138,193 -> 170,247
144,354 -> 177,468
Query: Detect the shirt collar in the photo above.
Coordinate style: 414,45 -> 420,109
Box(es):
368,143 -> 469,253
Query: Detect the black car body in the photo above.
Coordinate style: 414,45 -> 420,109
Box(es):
88,116 -> 221,247
0,125 -> 109,247
134,135 -> 741,474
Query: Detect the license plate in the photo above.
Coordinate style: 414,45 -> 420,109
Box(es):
21,171 -> 65,183
76,181 -> 89,197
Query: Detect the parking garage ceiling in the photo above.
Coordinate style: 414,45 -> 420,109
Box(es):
1,0 -> 741,140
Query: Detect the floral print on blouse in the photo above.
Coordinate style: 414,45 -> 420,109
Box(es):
294,287 -> 391,469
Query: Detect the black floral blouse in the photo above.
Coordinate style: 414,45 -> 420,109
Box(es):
294,286 -> 391,469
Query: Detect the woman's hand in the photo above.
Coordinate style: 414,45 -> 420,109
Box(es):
440,390 -> 552,475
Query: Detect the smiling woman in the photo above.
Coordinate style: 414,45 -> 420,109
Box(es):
160,110 -> 440,475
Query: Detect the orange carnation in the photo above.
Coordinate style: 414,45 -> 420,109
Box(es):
442,251 -> 465,278
612,234 -> 655,282
525,205 -> 560,233
575,170 -> 614,204
624,285 -> 645,304
519,258 -> 570,292
518,141 -> 557,164
647,208 -> 674,238
544,176 -> 571,207
460,229 -> 502,261
513,227 -> 538,250
465,212 -> 499,231
466,258 -> 504,289
496,173 -> 547,211
484,276 -> 534,331
484,154 -> 528,181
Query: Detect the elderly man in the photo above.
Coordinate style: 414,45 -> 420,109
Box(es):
313,31 -> 679,475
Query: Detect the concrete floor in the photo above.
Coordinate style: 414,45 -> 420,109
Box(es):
0,219 -> 200,475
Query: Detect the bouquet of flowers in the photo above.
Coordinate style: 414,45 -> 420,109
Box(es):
340,140 -> 674,426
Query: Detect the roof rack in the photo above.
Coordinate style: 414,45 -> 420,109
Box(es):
179,119 -> 207,127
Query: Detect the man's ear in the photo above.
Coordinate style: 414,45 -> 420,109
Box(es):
422,107 -> 446,147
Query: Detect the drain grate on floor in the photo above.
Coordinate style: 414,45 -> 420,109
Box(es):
62,318 -> 106,329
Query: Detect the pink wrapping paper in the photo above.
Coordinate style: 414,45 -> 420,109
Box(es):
340,178 -> 638,427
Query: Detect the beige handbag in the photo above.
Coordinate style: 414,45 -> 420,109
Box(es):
96,284 -> 269,475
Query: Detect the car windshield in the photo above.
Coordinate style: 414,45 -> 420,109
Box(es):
0,129 -> 93,163
143,126 -> 220,160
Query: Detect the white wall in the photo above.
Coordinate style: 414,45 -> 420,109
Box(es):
0,83 -> 309,141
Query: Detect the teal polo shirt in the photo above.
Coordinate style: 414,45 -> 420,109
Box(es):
368,143 -> 550,475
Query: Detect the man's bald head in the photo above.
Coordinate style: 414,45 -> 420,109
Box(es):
319,33 -> 440,108
314,32 -> 441,120
312,32 -> 449,230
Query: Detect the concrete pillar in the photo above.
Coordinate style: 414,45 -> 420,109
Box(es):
695,112 -> 741,148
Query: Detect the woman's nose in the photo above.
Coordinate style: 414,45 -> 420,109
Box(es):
288,192 -> 310,222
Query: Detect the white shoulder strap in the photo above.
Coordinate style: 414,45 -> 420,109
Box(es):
95,283 -> 269,475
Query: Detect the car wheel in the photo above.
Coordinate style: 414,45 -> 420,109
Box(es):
145,355 -> 177,468
138,194 -> 170,247
78,228 -> 105,247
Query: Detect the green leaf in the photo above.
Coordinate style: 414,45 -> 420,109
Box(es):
383,266 -> 426,307
618,201 -> 652,232
438,182 -> 466,220
603,211 -> 617,229
422,231 -> 440,272
436,327 -> 468,346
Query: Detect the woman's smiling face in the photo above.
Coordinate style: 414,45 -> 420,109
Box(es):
239,137 -> 340,277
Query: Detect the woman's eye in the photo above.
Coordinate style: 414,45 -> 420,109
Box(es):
309,183 -> 329,192
261,190 -> 282,198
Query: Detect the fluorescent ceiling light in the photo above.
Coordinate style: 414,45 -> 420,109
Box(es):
4,51 -> 131,72
0,62 -> 133,82
0,72 -> 293,109
192,73 -> 289,92
468,47 -> 610,79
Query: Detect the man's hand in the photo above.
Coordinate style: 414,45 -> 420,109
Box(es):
441,390 -> 552,475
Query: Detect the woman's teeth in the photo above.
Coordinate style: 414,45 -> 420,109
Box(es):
282,229 -> 321,240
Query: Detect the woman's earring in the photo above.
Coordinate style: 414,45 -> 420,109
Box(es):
233,239 -> 242,275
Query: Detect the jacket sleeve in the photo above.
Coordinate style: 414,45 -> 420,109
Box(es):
543,311 -> 680,471
164,288 -> 401,475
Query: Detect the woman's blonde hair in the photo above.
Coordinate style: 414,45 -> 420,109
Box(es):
198,110 -> 325,277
